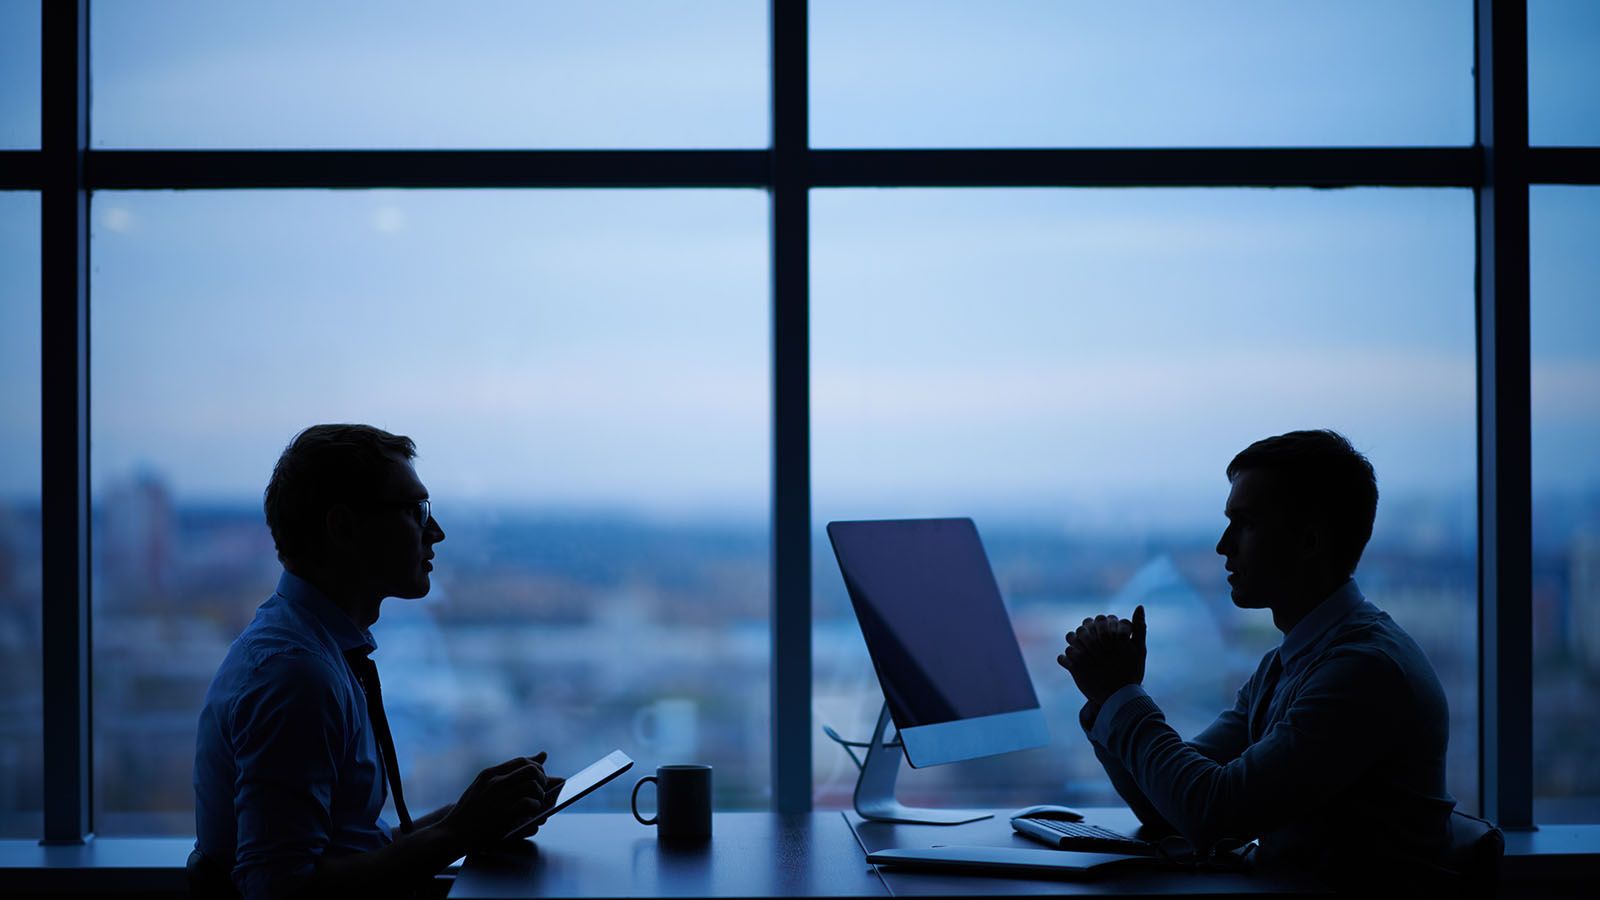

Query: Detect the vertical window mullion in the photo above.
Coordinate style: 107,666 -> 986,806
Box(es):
770,0 -> 811,814
1475,0 -> 1533,829
39,0 -> 91,845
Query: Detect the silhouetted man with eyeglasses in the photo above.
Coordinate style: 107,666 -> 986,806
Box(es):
194,424 -> 561,899
1059,430 -> 1455,891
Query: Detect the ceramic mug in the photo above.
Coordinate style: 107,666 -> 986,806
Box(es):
631,764 -> 712,839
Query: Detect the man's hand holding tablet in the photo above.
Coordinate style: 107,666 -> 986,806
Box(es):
442,750 -> 634,852
529,750 -> 635,826
442,751 -> 565,848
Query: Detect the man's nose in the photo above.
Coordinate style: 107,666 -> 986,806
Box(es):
426,517 -> 445,543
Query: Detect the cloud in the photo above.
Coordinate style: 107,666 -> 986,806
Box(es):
1532,360 -> 1600,422
813,348 -> 1474,426
99,206 -> 136,233
372,205 -> 407,235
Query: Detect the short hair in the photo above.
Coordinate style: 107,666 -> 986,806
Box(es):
264,424 -> 416,565
1226,429 -> 1378,580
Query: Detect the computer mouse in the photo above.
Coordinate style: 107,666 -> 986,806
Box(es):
1011,804 -> 1085,822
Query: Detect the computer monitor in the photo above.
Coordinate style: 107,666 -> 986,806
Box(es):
827,517 -> 1049,769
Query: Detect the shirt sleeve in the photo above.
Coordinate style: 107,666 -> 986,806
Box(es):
228,651 -> 349,900
1080,681 -> 1253,835
1088,684 -> 1149,747
1186,682 -> 1251,764
1079,692 -> 1176,834
1094,646 -> 1409,853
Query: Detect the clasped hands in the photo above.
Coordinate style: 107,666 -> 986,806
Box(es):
1057,605 -> 1147,708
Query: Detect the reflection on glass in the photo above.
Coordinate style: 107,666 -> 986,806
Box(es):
0,192 -> 42,837
811,0 -> 1474,148
1530,0 -> 1600,146
811,189 -> 1479,813
0,1 -> 41,148
1531,186 -> 1600,823
89,190 -> 769,833
90,0 -> 766,149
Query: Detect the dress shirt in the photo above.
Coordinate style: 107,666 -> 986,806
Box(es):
1081,580 -> 1456,885
194,571 -> 395,899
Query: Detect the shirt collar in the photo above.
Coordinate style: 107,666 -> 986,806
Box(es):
1280,578 -> 1364,664
275,569 -> 378,656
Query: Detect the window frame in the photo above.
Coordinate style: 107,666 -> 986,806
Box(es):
5,0 -> 1596,840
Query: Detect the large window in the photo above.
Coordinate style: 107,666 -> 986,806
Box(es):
90,0 -> 767,149
12,0 -> 1600,843
1531,185 -> 1600,823
811,0 -> 1474,147
1529,0 -> 1600,146
811,188 -> 1479,810
0,192 -> 42,837
0,1 -> 40,148
88,190 -> 770,831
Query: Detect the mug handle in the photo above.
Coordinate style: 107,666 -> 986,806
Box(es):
631,776 -> 659,826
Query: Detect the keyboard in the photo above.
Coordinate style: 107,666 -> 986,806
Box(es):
1011,817 -> 1158,856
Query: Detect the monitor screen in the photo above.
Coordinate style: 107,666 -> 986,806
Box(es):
828,518 -> 1040,731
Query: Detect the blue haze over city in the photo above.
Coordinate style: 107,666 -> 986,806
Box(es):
0,1 -> 1597,832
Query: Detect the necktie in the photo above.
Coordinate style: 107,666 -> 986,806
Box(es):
1249,651 -> 1284,742
345,651 -> 415,834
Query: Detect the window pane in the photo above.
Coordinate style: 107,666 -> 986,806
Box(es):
812,189 -> 1479,814
812,0 -> 1474,148
90,190 -> 769,833
1532,186 -> 1600,823
0,192 -> 41,837
91,0 -> 766,149
0,0 -> 40,148
1530,0 -> 1600,146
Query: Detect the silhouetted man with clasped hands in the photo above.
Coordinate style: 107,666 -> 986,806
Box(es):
195,424 -> 563,899
1059,430 -> 1455,890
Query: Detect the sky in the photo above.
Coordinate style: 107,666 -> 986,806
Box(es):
0,0 -> 1585,149
0,0 -> 1596,524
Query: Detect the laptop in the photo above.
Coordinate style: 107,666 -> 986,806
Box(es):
866,845 -> 1157,877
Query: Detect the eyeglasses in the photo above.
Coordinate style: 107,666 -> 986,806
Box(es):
361,498 -> 432,528
391,498 -> 431,528
408,498 -> 432,528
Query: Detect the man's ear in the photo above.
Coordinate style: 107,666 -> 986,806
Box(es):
323,503 -> 359,554
1296,519 -> 1324,563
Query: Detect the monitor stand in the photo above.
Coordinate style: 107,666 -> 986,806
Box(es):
853,703 -> 993,826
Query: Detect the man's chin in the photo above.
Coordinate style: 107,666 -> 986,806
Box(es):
1229,587 -> 1267,609
390,577 -> 431,601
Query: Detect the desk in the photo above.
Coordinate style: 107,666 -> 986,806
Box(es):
448,810 -> 1328,898
0,815 -> 1592,896
450,812 -> 887,899
849,807 -> 1327,897
0,836 -> 193,894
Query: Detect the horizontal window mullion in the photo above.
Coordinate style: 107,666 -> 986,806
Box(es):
810,147 -> 1483,188
1529,147 -> 1600,185
0,151 -> 45,189
85,149 -> 772,189
73,147 -> 1520,192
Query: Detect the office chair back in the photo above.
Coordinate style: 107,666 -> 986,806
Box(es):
186,848 -> 240,900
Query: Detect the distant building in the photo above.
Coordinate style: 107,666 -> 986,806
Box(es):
1572,533 -> 1600,671
100,470 -> 176,599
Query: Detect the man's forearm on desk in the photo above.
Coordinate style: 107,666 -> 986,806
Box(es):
306,823 -> 466,898
413,803 -> 454,831
1094,652 -> 1401,852
1080,699 -> 1176,834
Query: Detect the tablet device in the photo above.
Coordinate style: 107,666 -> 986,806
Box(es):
534,749 -> 634,822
